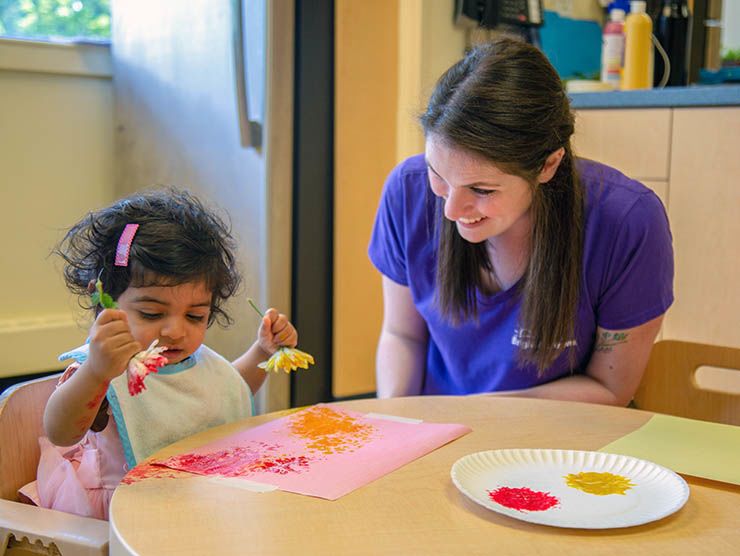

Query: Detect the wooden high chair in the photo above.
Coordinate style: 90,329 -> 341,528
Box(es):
634,340 -> 740,426
0,375 -> 109,556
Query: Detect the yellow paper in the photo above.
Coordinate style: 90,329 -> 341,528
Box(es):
599,414 -> 740,486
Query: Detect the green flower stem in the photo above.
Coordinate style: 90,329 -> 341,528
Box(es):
92,279 -> 117,309
247,298 -> 265,318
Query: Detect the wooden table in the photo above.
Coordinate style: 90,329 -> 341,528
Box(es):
109,397 -> 740,555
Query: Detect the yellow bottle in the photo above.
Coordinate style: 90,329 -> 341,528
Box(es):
622,1 -> 653,90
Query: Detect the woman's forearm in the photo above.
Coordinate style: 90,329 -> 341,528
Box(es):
492,374 -> 625,406
376,330 -> 426,398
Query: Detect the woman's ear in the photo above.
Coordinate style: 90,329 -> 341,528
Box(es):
537,147 -> 565,184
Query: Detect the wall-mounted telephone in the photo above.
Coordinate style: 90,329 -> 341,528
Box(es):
454,0 -> 544,29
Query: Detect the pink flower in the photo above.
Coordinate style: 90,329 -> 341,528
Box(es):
127,340 -> 169,396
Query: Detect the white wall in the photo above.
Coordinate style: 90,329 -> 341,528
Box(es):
396,0 -> 466,161
723,0 -> 740,52
112,0 -> 294,412
0,39 -> 115,378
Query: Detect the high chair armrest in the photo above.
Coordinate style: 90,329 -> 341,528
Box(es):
0,498 -> 108,556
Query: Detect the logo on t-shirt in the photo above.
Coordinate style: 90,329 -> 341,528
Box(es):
511,328 -> 577,350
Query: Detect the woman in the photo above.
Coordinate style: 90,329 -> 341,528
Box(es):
368,38 -> 673,405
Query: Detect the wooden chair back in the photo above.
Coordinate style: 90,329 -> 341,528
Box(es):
0,375 -> 58,501
0,374 -> 109,555
634,340 -> 740,425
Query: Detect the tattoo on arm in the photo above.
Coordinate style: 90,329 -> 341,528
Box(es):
595,331 -> 630,353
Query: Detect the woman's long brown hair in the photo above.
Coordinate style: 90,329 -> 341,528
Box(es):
420,38 -> 583,374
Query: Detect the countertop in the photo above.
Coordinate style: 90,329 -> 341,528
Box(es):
569,84 -> 740,109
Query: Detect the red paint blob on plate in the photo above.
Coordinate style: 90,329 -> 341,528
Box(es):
488,486 -> 559,512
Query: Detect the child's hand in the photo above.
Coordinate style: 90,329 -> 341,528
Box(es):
86,309 -> 143,383
257,308 -> 298,355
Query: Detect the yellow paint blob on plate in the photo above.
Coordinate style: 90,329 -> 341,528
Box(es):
564,471 -> 636,495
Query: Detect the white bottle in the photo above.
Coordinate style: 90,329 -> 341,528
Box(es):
601,8 -> 626,89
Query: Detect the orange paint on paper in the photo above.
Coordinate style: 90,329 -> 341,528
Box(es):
564,471 -> 635,495
287,406 -> 376,454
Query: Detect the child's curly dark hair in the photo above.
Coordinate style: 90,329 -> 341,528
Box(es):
54,188 -> 241,326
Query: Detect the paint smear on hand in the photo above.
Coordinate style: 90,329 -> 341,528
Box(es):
564,471 -> 635,495
287,406 -> 377,454
488,486 -> 560,512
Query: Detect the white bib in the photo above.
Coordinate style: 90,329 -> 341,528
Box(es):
106,345 -> 253,467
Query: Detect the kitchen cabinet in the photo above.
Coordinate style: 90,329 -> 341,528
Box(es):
574,109 -> 671,180
667,108 -> 740,348
575,106 -> 740,350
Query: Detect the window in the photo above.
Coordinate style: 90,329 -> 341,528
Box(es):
0,0 -> 110,43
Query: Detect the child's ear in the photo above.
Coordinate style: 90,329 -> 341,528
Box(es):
537,147 -> 565,184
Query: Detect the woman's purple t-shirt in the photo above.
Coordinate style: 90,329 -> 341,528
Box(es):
368,155 -> 674,394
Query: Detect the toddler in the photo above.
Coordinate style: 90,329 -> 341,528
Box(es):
27,189 -> 297,519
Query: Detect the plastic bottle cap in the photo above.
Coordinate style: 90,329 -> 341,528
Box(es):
630,1 -> 646,13
608,0 -> 630,11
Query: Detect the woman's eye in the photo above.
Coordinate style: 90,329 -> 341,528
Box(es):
139,312 -> 162,320
187,314 -> 206,322
471,187 -> 495,196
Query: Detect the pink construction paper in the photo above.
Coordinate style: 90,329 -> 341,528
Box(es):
151,404 -> 471,500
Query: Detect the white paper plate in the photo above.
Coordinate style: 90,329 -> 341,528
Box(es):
451,449 -> 689,529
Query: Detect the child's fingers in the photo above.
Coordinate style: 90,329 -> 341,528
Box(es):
270,313 -> 290,333
272,317 -> 298,347
95,308 -> 128,325
92,313 -> 132,340
263,308 -> 280,323
261,314 -> 272,332
89,327 -> 138,354
115,340 -> 143,359
102,339 -> 142,365
103,331 -> 142,352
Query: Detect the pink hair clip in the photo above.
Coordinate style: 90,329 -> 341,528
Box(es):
114,223 -> 140,267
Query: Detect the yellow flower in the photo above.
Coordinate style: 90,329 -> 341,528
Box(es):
258,347 -> 315,373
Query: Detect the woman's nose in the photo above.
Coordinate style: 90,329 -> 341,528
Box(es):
443,188 -> 470,220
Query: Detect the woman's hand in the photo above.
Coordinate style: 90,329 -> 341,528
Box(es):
257,308 -> 298,355
86,309 -> 142,383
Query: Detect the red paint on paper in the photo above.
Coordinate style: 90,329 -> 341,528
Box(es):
156,442 -> 314,478
247,455 -> 311,474
121,463 -> 188,485
488,486 -> 559,512
160,446 -> 262,476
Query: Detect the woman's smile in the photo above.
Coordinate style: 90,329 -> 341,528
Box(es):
457,216 -> 487,227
